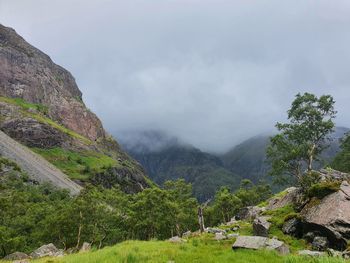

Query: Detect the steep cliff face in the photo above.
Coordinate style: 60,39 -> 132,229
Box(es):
0,24 -> 150,193
0,24 -> 103,141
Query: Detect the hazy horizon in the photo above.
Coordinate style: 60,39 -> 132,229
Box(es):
2,0 -> 350,152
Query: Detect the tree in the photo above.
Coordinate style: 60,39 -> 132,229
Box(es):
331,133 -> 350,173
267,92 -> 336,185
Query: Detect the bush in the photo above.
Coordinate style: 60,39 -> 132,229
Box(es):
307,181 -> 340,199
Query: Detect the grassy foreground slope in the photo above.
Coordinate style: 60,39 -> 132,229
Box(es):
28,240 -> 347,263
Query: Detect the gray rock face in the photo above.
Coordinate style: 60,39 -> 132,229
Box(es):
1,117 -> 70,148
282,218 -> 302,237
232,236 -> 290,255
30,243 -> 64,258
3,251 -> 29,260
312,236 -> 329,251
206,227 -> 226,234
235,206 -> 262,221
253,216 -> 271,237
301,180 -> 350,250
298,250 -> 325,257
319,169 -> 350,182
267,187 -> 303,210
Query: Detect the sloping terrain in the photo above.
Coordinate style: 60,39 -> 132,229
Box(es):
0,24 -> 151,193
0,130 -> 81,195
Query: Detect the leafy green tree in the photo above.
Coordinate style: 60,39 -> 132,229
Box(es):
267,92 -> 336,185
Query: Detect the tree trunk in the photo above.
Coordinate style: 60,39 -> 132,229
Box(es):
198,206 -> 205,233
308,144 -> 316,172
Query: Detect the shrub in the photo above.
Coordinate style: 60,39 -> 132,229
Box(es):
307,181 -> 340,199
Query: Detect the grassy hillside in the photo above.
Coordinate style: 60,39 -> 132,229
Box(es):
18,239 -> 347,263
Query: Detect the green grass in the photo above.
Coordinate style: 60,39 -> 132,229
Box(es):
14,239 -> 348,263
0,96 -> 91,145
32,148 -> 117,180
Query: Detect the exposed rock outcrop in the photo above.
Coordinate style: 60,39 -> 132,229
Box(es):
267,187 -> 304,210
30,243 -> 64,258
3,252 -> 30,260
0,24 -> 151,193
301,180 -> 350,250
235,206 -> 263,221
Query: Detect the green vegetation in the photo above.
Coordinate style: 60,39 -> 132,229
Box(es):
32,147 -> 117,180
332,134 -> 350,173
205,180 -> 271,226
18,240 -> 347,263
267,92 -> 336,187
0,96 -> 91,144
307,181 -> 341,199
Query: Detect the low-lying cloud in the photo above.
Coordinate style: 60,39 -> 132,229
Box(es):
2,0 -> 350,152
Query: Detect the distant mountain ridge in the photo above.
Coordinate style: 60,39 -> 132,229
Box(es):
119,127 -> 349,199
119,130 -> 242,201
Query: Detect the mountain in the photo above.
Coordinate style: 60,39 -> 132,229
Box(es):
221,127 -> 349,183
119,130 -> 241,201
0,24 -> 150,193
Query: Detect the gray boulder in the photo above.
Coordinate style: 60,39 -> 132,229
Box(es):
227,233 -> 239,239
206,227 -> 226,234
301,180 -> 350,250
3,252 -> 30,260
30,243 -> 64,258
182,231 -> 191,238
298,250 -> 325,257
267,187 -> 303,210
168,236 -> 184,243
235,206 -> 263,221
253,216 -> 271,237
232,236 -> 290,255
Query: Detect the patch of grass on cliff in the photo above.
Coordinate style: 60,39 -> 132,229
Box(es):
32,148 -> 117,180
307,181 -> 341,199
0,96 -> 91,145
25,240 -> 348,263
0,96 -> 48,115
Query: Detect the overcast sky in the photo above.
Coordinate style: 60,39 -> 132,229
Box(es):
1,0 -> 350,152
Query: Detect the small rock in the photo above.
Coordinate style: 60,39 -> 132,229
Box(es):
79,242 -> 91,253
30,243 -> 64,258
312,236 -> 329,251
205,227 -> 226,234
215,232 -> 227,240
169,236 -> 184,243
327,248 -> 342,258
3,252 -> 30,260
253,216 -> 271,237
298,250 -> 325,257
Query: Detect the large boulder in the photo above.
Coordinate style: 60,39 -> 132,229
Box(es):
3,251 -> 30,260
318,169 -> 350,182
267,187 -> 303,210
301,180 -> 350,250
30,243 -> 64,258
235,206 -> 263,221
232,236 -> 290,255
253,216 -> 271,237
298,250 -> 325,257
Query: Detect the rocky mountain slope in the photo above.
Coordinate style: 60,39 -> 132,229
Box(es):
0,24 -> 150,193
0,130 -> 81,194
119,130 -> 241,201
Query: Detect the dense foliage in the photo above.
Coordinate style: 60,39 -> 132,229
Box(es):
331,133 -> 350,172
0,163 -> 198,257
267,93 -> 336,186
204,179 -> 271,226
